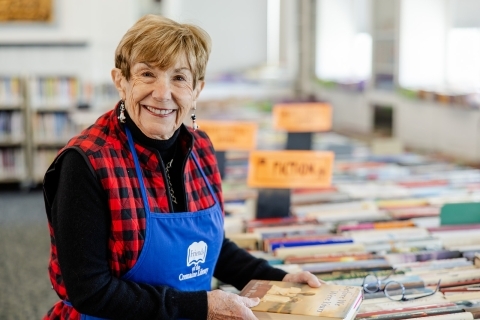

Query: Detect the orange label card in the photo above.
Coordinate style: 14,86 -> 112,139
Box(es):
247,151 -> 334,189
198,120 -> 258,151
273,103 -> 332,132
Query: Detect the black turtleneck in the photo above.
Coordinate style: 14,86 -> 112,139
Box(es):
124,110 -> 186,212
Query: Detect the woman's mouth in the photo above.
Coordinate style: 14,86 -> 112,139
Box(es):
143,105 -> 175,116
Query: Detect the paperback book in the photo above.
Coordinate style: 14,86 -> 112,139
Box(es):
239,280 -> 363,320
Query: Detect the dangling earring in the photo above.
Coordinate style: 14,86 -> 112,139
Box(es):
191,102 -> 198,131
118,100 -> 126,123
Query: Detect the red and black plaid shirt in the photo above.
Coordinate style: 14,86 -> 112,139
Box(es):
45,108 -> 223,318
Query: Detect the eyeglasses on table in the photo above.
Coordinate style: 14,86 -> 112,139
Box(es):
362,271 -> 441,302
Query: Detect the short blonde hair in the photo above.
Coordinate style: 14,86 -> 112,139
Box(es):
115,14 -> 211,89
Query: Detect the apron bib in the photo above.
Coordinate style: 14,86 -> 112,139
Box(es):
65,127 -> 224,320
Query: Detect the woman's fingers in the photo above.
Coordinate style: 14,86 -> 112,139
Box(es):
283,271 -> 323,288
207,290 -> 259,320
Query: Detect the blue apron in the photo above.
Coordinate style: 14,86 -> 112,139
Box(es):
65,127 -> 224,319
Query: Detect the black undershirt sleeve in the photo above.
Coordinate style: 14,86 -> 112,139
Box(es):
48,149 -> 208,320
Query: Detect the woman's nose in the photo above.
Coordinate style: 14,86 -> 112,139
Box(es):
151,78 -> 171,101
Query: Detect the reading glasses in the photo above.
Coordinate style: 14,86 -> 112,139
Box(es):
362,271 -> 441,301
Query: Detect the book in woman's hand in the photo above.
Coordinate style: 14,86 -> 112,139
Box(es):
239,280 -> 363,320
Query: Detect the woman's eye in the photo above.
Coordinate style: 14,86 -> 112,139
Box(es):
174,75 -> 186,81
142,72 -> 154,77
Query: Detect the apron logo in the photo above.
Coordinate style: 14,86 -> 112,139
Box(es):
179,241 -> 210,281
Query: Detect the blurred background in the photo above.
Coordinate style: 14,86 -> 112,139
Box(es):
1,0 -> 480,318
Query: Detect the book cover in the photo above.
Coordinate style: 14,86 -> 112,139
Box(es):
239,280 -> 363,320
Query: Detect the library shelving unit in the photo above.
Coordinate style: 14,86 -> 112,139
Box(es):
26,75 -> 79,184
371,0 -> 399,92
0,76 -> 28,184
313,0 -> 480,163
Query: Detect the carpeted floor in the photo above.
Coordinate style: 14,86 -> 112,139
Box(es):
0,190 -> 58,319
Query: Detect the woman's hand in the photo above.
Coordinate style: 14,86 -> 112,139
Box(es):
207,289 -> 259,320
282,271 -> 325,288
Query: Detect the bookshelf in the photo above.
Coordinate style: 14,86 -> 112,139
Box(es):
27,75 -> 79,183
313,0 -> 480,163
0,76 -> 27,183
0,75 -> 128,185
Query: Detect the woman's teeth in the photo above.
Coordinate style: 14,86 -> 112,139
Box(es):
145,105 -> 174,115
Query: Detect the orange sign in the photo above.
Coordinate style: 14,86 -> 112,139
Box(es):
273,103 -> 332,132
198,120 -> 258,151
247,150 -> 334,189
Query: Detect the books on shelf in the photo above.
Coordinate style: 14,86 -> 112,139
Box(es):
29,76 -> 79,109
316,269 -> 396,282
33,112 -> 76,144
330,273 -> 424,290
357,292 -> 446,314
387,206 -> 440,219
0,148 -> 26,180
342,227 -> 430,243
239,280 -> 363,320
0,111 -> 24,142
301,259 -> 392,275
363,236 -> 443,254
337,220 -> 415,233
356,305 -> 466,320
290,187 -> 349,205
250,223 -> 333,240
226,233 -> 261,251
283,252 -> 379,265
273,242 -> 366,259
246,216 -> 321,232
383,250 -> 463,265
263,234 -> 353,253
392,257 -> 472,272
0,76 -> 23,106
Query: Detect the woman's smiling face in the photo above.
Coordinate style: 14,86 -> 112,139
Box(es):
112,54 -> 204,140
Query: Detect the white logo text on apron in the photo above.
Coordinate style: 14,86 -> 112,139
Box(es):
179,241 -> 209,281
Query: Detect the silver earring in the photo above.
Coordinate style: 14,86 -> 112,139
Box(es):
191,113 -> 198,131
118,100 -> 126,123
191,103 -> 198,131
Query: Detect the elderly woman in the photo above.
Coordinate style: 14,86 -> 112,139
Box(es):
43,14 -> 321,320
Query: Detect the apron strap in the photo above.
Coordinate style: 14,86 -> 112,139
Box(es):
126,126 -> 219,210
191,152 -> 219,205
125,127 -> 151,213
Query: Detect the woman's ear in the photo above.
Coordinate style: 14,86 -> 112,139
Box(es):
193,80 -> 205,101
111,68 -> 126,99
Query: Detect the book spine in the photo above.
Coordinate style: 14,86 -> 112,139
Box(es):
270,238 -> 353,252
410,312 -> 474,319
356,306 -> 464,320
356,302 -> 456,318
